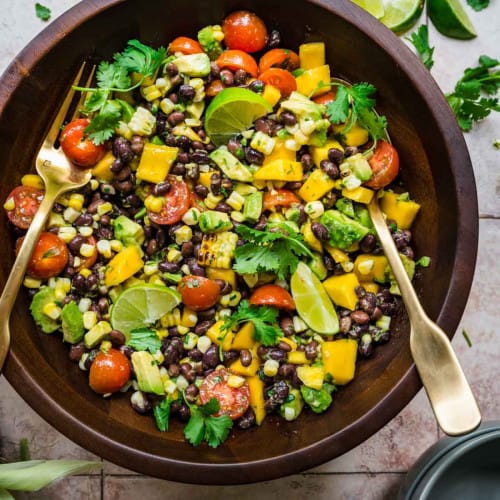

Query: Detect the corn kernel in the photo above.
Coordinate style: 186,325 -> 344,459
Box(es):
58,226 -> 77,243
143,261 -> 159,276
227,375 -> 246,389
78,298 -> 92,313
97,202 -> 113,216
156,328 -> 168,339
100,340 -> 113,352
182,207 -> 201,226
183,332 -> 198,350
216,308 -> 232,320
212,25 -> 224,41
115,120 -> 133,140
204,193 -> 223,209
159,97 -> 175,115
153,349 -> 165,365
230,211 -> 245,223
110,239 -> 123,252
263,359 -> 280,377
63,207 -> 81,223
220,291 -> 242,307
54,287 -> 67,302
196,335 -> 212,354
177,325 -> 190,335
181,308 -> 198,328
293,316 -> 308,333
78,226 -> 94,237
285,138 -> 300,151
90,179 -> 99,190
160,308 -> 181,327
80,243 -> 96,258
83,311 -> 98,330
79,268 -> 92,279
225,191 -> 245,211
141,84 -> 162,101
304,200 -> 325,219
21,174 -> 44,190
250,131 -> 276,156
176,375 -> 189,391
180,264 -> 191,275
73,256 -> 82,268
96,239 -> 112,259
144,194 -> 164,213
3,196 -> 16,211
174,225 -> 192,245
69,193 -> 85,211
42,302 -> 61,320
164,378 -> 178,394
23,276 -> 42,288
167,248 -> 182,263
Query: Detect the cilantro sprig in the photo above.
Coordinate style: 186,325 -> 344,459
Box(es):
184,397 -> 233,448
325,82 -> 388,150
233,223 -> 312,280
126,328 -> 162,353
446,55 -> 500,131
222,300 -> 283,346
406,25 -> 435,70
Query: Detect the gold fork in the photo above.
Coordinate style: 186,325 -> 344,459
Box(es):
0,62 -> 96,372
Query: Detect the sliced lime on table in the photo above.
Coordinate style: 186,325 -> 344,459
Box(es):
290,262 -> 339,335
428,0 -> 476,39
110,284 -> 181,336
204,87 -> 272,147
352,0 -> 386,19
379,0 -> 424,34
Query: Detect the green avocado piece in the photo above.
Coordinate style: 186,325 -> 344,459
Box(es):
113,215 -> 145,246
61,301 -> 84,344
320,209 -> 370,251
30,287 -> 59,334
131,351 -> 165,395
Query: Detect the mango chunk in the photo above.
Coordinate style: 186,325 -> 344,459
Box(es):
287,350 -> 309,365
136,143 -> 179,184
341,186 -> 374,205
206,320 -> 233,351
262,84 -> 281,107
254,159 -> 303,182
296,365 -> 324,390
247,375 -> 266,425
310,139 -> 344,167
302,221 -> 323,253
354,254 -> 388,283
333,121 -> 369,147
323,272 -> 360,310
231,322 -> 256,350
298,168 -> 336,202
380,191 -> 421,230
296,65 -> 331,97
104,245 -> 144,287
92,151 -> 115,182
299,42 -> 326,70
262,139 -> 297,166
230,346 -> 260,376
206,268 -> 237,290
321,339 -> 358,385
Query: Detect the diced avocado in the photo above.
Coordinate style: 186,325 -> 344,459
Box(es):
320,209 -> 370,251
308,252 -> 327,280
279,387 -> 304,421
197,26 -> 223,60
30,287 -> 59,333
84,321 -> 112,349
113,215 -> 145,247
131,351 -> 165,395
353,205 -> 374,230
341,153 -> 373,182
61,301 -> 84,344
243,191 -> 263,223
171,53 -> 210,77
280,91 -> 323,121
388,253 -> 416,295
210,146 -> 253,182
335,197 -> 355,218
300,382 -> 336,413
198,210 -> 233,233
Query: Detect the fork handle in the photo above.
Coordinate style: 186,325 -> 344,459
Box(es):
0,190 -> 57,369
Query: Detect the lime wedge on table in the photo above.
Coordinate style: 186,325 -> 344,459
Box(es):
110,284 -> 181,337
379,0 -> 424,34
291,262 -> 339,335
428,0 -> 476,39
352,0 -> 386,19
205,87 -> 273,147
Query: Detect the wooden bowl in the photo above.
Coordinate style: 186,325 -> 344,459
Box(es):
0,0 -> 477,484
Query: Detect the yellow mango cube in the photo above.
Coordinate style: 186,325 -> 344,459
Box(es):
298,168 -> 336,202
342,186 -> 374,204
136,143 -> 179,184
380,191 -> 421,230
92,151 -> 115,182
198,170 -> 215,189
262,139 -> 297,165
206,268 -> 237,290
247,375 -> 266,425
321,339 -> 358,385
323,272 -> 360,310
206,320 -> 233,351
230,346 -> 260,376
231,322 -> 256,350
302,221 -> 323,253
104,245 -> 144,287
296,65 -> 331,97
362,282 -> 380,294
310,139 -> 344,167
287,350 -> 309,365
254,159 -> 303,182
354,254 -> 388,283
262,84 -> 281,107
296,365 -> 324,390
299,42 -> 326,70
324,245 -> 349,263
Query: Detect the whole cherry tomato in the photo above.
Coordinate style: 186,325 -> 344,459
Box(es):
17,232 -> 69,279
60,118 -> 106,167
177,276 -> 221,311
4,186 -> 44,229
259,68 -> 297,97
263,189 -> 300,211
216,50 -> 258,78
364,140 -> 400,190
168,36 -> 204,55
89,348 -> 131,394
258,48 -> 300,73
199,368 -> 250,420
222,10 -> 267,53
147,176 -> 190,225
249,284 -> 296,311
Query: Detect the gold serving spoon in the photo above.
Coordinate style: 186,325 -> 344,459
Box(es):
0,63 -> 95,372
368,196 -> 481,435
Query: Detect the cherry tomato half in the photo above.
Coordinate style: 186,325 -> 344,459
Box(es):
177,276 -> 221,311
364,140 -> 400,190
89,348 -> 131,394
259,68 -> 297,97
249,284 -> 296,311
263,189 -> 300,211
199,368 -> 250,420
222,10 -> 267,53
147,176 -> 190,225
60,118 -> 106,167
205,79 -> 226,98
168,36 -> 204,55
216,50 -> 258,78
4,186 -> 44,229
312,90 -> 337,106
258,48 -> 300,74
16,232 -> 69,279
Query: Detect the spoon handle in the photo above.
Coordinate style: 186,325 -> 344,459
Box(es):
368,197 -> 481,435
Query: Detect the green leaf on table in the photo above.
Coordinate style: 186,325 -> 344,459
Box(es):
406,25 -> 434,70
467,0 -> 489,11
35,3 -> 51,21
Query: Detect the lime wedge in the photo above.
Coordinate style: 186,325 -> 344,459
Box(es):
352,0 -> 385,19
291,262 -> 339,335
110,284 -> 181,337
379,0 -> 424,34
204,87 -> 273,147
428,0 -> 476,39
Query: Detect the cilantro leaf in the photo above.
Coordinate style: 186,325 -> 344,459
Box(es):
325,85 -> 349,124
114,39 -> 166,80
184,408 -> 206,446
126,328 -> 162,353
467,0 -> 489,10
204,414 -> 233,448
153,398 -> 172,432
222,300 -> 283,346
96,61 -> 131,90
233,223 -> 312,280
406,25 -> 434,70
84,100 -> 122,145
35,3 -> 51,21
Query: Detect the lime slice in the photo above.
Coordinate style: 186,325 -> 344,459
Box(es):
428,0 -> 476,39
352,0 -> 385,19
291,262 -> 339,335
379,0 -> 424,34
205,87 -> 273,147
110,284 -> 181,337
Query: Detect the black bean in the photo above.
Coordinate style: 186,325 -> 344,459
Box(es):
156,228 -> 167,249
213,279 -> 232,295
68,343 -> 85,362
245,147 -> 264,165
320,160 -> 340,179
168,111 -> 185,126
72,274 -> 87,293
393,230 -> 411,249
237,408 -> 256,429
344,146 -> 358,157
180,362 -> 196,383
220,69 -> 234,85
194,184 -> 209,198
145,239 -> 158,256
191,150 -> 209,163
304,340 -> 319,360
267,348 -> 287,362
278,363 -> 296,378
109,329 -> 126,346
249,79 -> 264,93
328,147 -> 344,165
165,62 -> 178,76
234,69 -> 248,85
180,241 -> 194,257
360,234 -> 377,253
153,181 -> 171,196
114,166 -> 132,182
222,350 -> 239,364
266,29 -> 281,48
300,153 -> 314,170
75,213 -> 93,226
240,349 -> 252,367
214,202 -> 232,214
358,342 -> 374,357
112,137 -> 134,164
323,252 -> 336,271
130,135 -> 145,155
178,404 -> 191,422
131,391 -> 152,414
254,214 -> 267,231
125,194 -> 142,207
170,162 -> 186,176
170,74 -> 183,87
68,234 -> 85,254
202,345 -> 219,369
221,178 -> 234,193
120,345 -> 134,358
371,306 -> 383,321
194,320 -> 212,335
113,180 -> 134,194
265,380 -> 289,411
400,246 -> 415,260
188,348 -> 203,362
210,173 -> 222,195
168,364 -> 180,377
179,84 -> 196,101
311,222 -> 329,241
188,260 -> 206,277
280,317 -> 294,336
184,384 -> 199,403
97,297 -> 109,313
278,340 -> 292,352
254,118 -> 272,135
99,214 -> 110,226
351,310 -> 370,325
358,292 -> 377,315
163,344 -> 180,365
210,62 -> 220,77
280,111 -> 297,126
84,349 -> 98,370
197,308 -> 216,320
